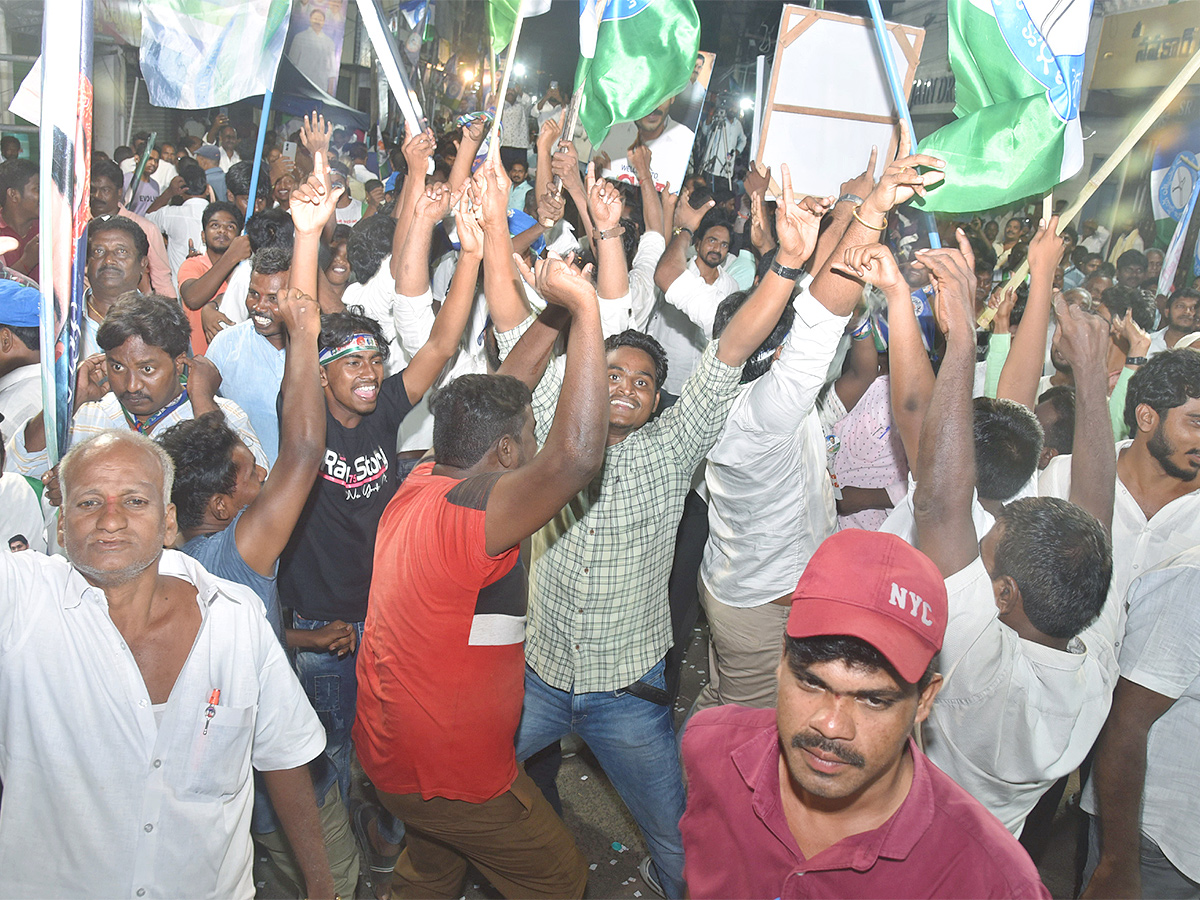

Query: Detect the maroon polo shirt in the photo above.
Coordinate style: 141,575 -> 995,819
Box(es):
0,210 -> 37,282
680,706 -> 1051,900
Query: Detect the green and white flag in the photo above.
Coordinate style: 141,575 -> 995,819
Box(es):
139,0 -> 290,108
914,0 -> 1093,214
488,0 -> 553,53
576,0 -> 700,146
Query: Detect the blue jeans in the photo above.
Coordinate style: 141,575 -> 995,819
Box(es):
293,614 -> 404,845
515,660 -> 687,899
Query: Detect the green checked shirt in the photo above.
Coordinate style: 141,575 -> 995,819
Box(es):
496,322 -> 742,692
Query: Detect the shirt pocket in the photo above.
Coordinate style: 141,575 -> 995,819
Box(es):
180,703 -> 255,800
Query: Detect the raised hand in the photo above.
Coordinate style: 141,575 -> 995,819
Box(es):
841,144 -> 879,202
474,157 -> 512,232
585,163 -> 622,232
289,150 -> 344,236
744,161 -> 771,200
537,189 -> 566,227
1118,309 -> 1152,359
402,122 -> 437,172
537,112 -> 564,154
414,181 -> 458,223
186,354 -> 223,401
550,140 -> 585,193
299,113 -> 332,158
627,143 -> 653,182
1054,294 -> 1111,372
186,238 -> 201,259
836,243 -> 906,295
202,304 -> 234,342
915,229 -> 977,339
456,200 -> 485,259
74,354 -> 110,407
774,163 -> 832,266
861,122 -> 945,220
674,185 -> 715,234
513,250 -> 597,313
988,284 -> 1018,334
1027,215 -> 1066,274
276,287 -> 321,338
749,190 -> 775,255
226,234 -> 254,265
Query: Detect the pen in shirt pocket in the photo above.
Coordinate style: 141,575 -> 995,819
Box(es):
203,689 -> 220,736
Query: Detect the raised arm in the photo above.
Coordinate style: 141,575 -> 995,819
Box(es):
401,182 -> 477,405
449,117 -> 487,191
628,143 -> 663,236
810,125 -> 944,316
288,150 -> 344,299
808,148 -> 875,275
477,157 -> 530,332
234,289 -> 326,575
912,232 -> 982,577
297,113 -> 335,244
483,257 -> 608,555
585,163 -> 629,301
1052,295 -> 1116,532
180,235 -> 252,310
653,185 -> 713,292
996,217 -> 1063,408
534,114 -> 562,224
716,165 -> 830,367
549,139 -> 594,240
391,124 -> 437,241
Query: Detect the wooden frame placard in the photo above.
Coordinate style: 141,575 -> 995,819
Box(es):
756,6 -> 924,199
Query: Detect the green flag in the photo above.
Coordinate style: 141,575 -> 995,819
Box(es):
488,0 -> 552,53
576,0 -> 700,146
914,0 -> 1092,214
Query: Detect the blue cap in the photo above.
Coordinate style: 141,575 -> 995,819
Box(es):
0,278 -> 39,327
507,209 -> 546,256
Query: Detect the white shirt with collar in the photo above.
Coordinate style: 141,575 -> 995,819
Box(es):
923,555 -> 1116,837
145,196 -> 208,286
1148,327 -> 1170,356
648,258 -> 738,394
0,363 -> 40,443
1039,438 -> 1200,643
0,549 -> 325,899
217,259 -> 253,326
702,287 -> 848,607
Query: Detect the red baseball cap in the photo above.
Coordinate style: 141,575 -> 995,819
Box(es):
787,530 -> 948,684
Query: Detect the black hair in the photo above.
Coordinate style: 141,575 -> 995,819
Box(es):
97,293 -> 191,359
113,146 -> 134,164
967,232 -> 996,275
158,412 -> 240,530
348,142 -> 369,161
993,496 -> 1112,638
1094,261 -> 1116,279
604,329 -> 667,393
177,160 -> 207,196
251,245 -> 292,276
244,208 -> 294,253
695,207 -> 735,247
712,288 -> 794,383
201,200 -> 244,231
973,396 -> 1043,501
618,216 -> 642,266
319,307 -> 390,361
784,634 -> 935,693
1037,385 -> 1076,458
1124,349 -> 1200,433
1116,249 -> 1148,272
1168,287 -> 1200,309
1,323 -> 37,350
1068,246 -> 1090,268
0,159 -> 37,199
365,178 -> 384,193
430,373 -> 534,468
346,214 -> 396,283
226,160 -> 270,202
1100,284 -> 1155,332
89,215 -> 150,260
91,158 -> 124,190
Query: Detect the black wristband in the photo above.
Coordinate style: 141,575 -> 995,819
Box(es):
1126,356 -> 1148,367
770,258 -> 802,281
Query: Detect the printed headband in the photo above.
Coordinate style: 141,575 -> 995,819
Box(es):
319,333 -> 380,365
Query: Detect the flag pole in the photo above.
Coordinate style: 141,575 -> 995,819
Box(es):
246,91 -> 274,228
865,0 -> 940,249
38,0 -> 92,466
487,0 -> 528,162
124,131 -> 157,206
978,47 -> 1200,326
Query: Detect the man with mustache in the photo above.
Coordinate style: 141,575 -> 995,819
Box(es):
679,529 -> 1049,899
7,293 -> 266,481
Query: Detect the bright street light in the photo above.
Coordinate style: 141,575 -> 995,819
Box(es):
514,63 -> 527,77
462,68 -> 474,83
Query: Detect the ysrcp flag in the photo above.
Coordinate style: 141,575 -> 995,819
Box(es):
1149,121 -> 1200,247
140,0 -> 290,108
914,0 -> 1093,214
576,0 -> 701,146
488,0 -> 553,53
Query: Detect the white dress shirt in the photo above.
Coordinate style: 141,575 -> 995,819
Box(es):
629,231 -> 666,332
924,557 -> 1116,836
217,259 -> 253,325
145,197 -> 207,287
0,549 -> 325,899
702,288 -> 848,606
0,363 -> 40,443
0,471 -> 45,552
1080,546 -> 1200,882
648,259 -> 738,394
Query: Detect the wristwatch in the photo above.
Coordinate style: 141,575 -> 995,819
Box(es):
1126,356 -> 1149,367
770,258 -> 802,280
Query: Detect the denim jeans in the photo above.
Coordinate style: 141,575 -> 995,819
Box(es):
292,614 -> 404,845
515,660 -> 687,899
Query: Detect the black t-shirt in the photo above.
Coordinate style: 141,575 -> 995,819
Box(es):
278,370 -> 413,622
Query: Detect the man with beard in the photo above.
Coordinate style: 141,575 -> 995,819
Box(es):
7,293 -> 266,480
177,201 -> 250,354
679,529 -> 1050,899
1040,349 -> 1200,643
651,199 -> 737,393
1148,288 -> 1199,356
90,159 -> 174,297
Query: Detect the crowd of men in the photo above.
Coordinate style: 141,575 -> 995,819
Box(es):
1,85 -> 1199,900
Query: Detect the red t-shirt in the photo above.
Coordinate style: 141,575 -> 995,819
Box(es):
680,706 -> 1052,900
354,461 -> 526,802
177,253 -> 225,355
0,211 -> 37,282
